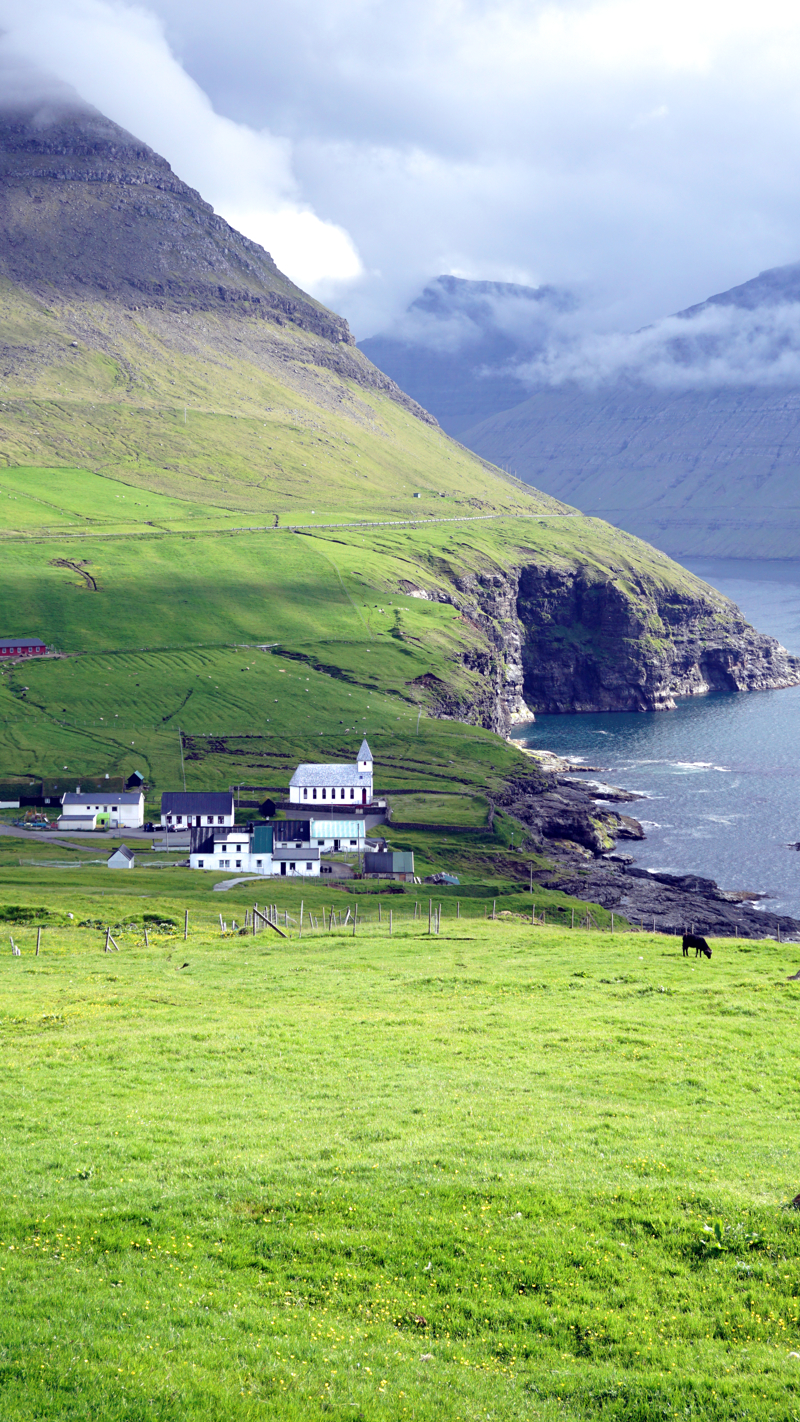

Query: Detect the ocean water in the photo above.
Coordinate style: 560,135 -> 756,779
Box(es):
516,558 -> 800,918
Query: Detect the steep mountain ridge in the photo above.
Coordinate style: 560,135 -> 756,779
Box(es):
0,98 -> 440,420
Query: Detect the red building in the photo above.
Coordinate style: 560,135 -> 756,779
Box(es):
0,638 -> 47,658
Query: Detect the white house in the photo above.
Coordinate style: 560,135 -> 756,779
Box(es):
271,845 -> 320,877
289,740 -> 374,806
108,844 -> 134,869
190,825 -> 270,874
161,791 -> 234,829
61,791 -> 144,829
57,811 -> 98,831
309,819 -> 366,850
189,823 -> 320,877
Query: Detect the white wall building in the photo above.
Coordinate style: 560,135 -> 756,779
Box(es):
108,845 -> 135,869
61,791 -> 144,828
189,826 -> 320,877
289,739 -> 373,806
190,828 -> 271,874
271,846 -> 320,877
309,819 -> 366,850
57,812 -> 98,831
161,791 -> 234,829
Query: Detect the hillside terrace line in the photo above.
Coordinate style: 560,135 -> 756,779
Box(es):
0,511 -> 580,543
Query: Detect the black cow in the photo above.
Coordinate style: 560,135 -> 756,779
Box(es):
682,933 -> 712,959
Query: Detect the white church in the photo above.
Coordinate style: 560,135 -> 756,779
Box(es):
288,739 -> 374,806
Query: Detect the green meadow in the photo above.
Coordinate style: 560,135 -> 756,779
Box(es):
1,869 -> 799,1421
0,474 -> 713,797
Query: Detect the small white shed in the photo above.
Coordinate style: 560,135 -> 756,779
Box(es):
107,844 -> 134,870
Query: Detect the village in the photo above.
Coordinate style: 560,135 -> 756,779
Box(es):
4,740 -> 421,883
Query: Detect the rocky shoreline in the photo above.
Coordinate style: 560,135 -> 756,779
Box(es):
498,762 -> 800,942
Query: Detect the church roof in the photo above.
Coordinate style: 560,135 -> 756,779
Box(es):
289,762 -> 371,788
358,739 -> 372,761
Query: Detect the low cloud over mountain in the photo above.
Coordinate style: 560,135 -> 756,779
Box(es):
363,264 -> 800,560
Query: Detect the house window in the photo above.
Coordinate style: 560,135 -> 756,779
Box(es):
289,862 -> 296,871
198,859 -> 204,868
207,815 -> 213,824
112,806 -> 118,812
256,859 -> 262,868
321,788 -> 326,800
306,862 -> 312,870
312,788 -> 317,800
317,839 -> 325,846
218,859 -> 225,868
303,788 -> 308,800
235,860 -> 242,868
350,839 -> 357,846
350,788 -> 354,799
217,815 -> 224,824
177,815 -> 183,824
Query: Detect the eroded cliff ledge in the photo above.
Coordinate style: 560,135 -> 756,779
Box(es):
403,552 -> 800,729
515,562 -> 800,714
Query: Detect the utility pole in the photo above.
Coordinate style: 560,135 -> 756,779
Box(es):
178,726 -> 186,792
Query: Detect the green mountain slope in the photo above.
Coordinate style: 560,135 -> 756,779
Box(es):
0,94 -> 796,809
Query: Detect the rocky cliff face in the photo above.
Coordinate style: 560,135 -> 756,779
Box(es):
515,563 -> 800,713
403,555 -> 800,728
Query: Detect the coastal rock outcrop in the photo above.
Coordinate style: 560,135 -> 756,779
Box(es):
495,770 -> 800,940
515,562 -> 800,713
412,554 -> 800,729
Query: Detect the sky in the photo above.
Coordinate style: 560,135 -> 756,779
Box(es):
3,0 -> 800,350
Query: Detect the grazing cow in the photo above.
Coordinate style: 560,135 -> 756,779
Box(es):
682,933 -> 712,959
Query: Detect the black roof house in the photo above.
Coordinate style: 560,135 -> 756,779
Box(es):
161,791 -> 233,817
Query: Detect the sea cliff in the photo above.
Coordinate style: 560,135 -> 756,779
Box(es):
404,549 -> 800,729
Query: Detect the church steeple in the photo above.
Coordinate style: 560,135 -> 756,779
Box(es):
357,739 -> 373,773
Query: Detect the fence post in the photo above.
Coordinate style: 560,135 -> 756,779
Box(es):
610,912 -> 614,934
571,908 -> 574,929
492,898 -> 496,920
352,902 -> 358,936
531,903 -> 535,926
144,925 -> 149,949
36,926 -> 41,956
105,926 -> 110,954
378,901 -> 382,925
184,909 -> 189,941
428,899 -> 432,934
457,901 -> 460,919
299,901 -> 304,940
389,909 -> 393,935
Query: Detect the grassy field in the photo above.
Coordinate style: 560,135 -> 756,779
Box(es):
1,869 -> 799,1421
0,488 -> 721,798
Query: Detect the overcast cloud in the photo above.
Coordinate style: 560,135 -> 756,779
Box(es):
3,0 -> 800,353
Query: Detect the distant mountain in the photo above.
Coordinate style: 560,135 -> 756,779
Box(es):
365,265 -> 800,558
359,275 -> 576,438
